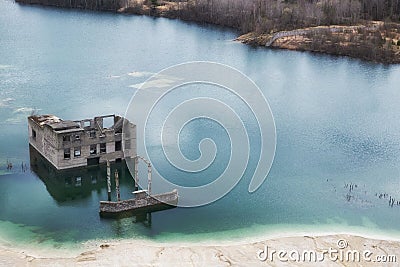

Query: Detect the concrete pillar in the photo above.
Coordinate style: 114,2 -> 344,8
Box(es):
107,161 -> 111,201
147,163 -> 152,196
115,169 -> 120,202
134,156 -> 139,191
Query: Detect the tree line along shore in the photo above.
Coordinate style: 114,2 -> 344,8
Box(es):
15,0 -> 400,64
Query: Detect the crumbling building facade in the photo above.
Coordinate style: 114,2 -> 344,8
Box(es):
28,114 -> 136,170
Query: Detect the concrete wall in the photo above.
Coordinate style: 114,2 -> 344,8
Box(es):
28,119 -> 59,168
54,123 -> 135,169
123,123 -> 137,159
42,126 -> 59,166
28,119 -> 43,152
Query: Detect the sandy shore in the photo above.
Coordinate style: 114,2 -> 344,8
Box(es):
1,233 -> 399,266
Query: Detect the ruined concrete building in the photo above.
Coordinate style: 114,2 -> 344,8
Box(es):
28,114 -> 136,170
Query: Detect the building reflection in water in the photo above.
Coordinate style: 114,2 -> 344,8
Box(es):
29,145 -> 152,226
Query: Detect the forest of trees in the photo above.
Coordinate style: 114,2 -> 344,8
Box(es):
137,0 -> 400,33
16,0 -> 400,34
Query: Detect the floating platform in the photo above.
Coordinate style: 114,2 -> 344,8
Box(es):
99,189 -> 178,217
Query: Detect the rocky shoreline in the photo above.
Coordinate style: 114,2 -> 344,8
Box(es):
14,0 -> 400,64
237,23 -> 400,64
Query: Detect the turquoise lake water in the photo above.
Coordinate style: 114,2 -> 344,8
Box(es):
1,0 -> 400,247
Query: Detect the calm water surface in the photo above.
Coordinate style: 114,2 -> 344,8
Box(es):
1,0 -> 400,247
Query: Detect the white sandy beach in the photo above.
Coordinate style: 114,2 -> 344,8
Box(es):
1,233 -> 400,266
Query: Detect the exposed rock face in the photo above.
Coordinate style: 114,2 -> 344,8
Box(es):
237,23 -> 400,64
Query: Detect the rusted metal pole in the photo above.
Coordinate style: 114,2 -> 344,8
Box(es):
115,169 -> 120,202
134,156 -> 139,191
107,160 -> 111,201
147,163 -> 152,196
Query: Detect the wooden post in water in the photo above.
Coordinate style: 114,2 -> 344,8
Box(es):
134,156 -> 139,191
115,169 -> 120,202
107,160 -> 111,201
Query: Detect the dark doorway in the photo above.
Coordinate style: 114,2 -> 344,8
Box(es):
87,157 -> 100,166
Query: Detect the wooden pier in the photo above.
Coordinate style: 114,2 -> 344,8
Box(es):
99,156 -> 178,217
